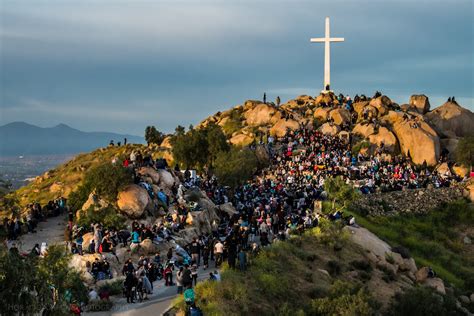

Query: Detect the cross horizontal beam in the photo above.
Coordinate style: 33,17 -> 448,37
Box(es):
310,37 -> 345,43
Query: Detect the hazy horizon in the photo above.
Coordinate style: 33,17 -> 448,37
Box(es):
1,0 -> 473,135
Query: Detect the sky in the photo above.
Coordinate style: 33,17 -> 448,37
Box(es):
1,0 -> 473,136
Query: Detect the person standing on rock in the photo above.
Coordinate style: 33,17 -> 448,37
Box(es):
263,92 -> 267,104
276,96 -> 281,107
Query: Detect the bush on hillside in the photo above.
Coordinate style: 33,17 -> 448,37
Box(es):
455,136 -> 474,167
352,140 -> 370,155
388,286 -> 461,316
214,148 -> 259,188
76,206 -> 126,229
310,281 -> 375,316
324,176 -> 360,211
69,162 -> 133,210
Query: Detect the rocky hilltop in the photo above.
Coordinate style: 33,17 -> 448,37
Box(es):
194,93 -> 474,167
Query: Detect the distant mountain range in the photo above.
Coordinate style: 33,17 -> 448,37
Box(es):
0,122 -> 144,156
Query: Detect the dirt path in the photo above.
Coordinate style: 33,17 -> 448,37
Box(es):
17,215 -> 67,252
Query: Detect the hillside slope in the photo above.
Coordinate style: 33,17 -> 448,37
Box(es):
2,143 -> 172,214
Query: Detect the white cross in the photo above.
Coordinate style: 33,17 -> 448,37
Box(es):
310,17 -> 344,92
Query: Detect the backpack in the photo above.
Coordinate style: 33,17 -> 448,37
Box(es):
189,306 -> 203,316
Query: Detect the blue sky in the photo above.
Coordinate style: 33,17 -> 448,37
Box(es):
1,0 -> 473,136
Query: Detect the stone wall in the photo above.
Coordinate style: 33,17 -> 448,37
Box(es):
352,186 -> 464,216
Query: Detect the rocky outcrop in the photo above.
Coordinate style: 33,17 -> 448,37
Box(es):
329,108 -> 351,125
219,202 -> 238,216
319,123 -> 340,136
137,166 -> 161,184
244,103 -> 276,126
269,118 -> 300,137
117,184 -> 152,218
389,112 -> 440,165
139,238 -> 158,255
368,127 -> 398,154
426,101 -> 474,138
157,169 -> 178,193
352,187 -> 463,216
230,133 -> 254,146
409,95 -> 430,114
464,180 -> 474,203
352,123 -> 375,138
369,95 -> 392,116
160,136 -> 173,149
313,107 -> 331,122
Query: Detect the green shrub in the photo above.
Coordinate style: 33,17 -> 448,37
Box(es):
214,148 -> 259,188
77,206 -> 126,229
454,136 -> 474,167
327,260 -> 342,276
351,260 -> 373,272
69,162 -> 133,210
352,140 -> 370,155
310,281 -> 374,316
98,279 -> 124,296
388,286 -> 461,316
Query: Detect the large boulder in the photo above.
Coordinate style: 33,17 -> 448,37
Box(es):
313,107 -> 331,122
464,180 -> 474,203
69,253 -> 101,284
344,226 -> 391,259
137,166 -> 161,184
424,277 -> 446,295
82,232 -> 94,250
409,95 -> 430,114
244,103 -> 276,126
426,102 -> 474,137
177,227 -> 201,245
140,239 -> 158,255
315,92 -> 336,105
117,184 -> 152,218
415,267 -> 430,282
390,114 -> 440,166
269,118 -> 300,137
352,123 -> 375,138
230,133 -> 254,146
319,123 -> 340,136
160,136 -> 173,149
368,127 -> 398,153
157,169 -> 178,193
369,96 -> 391,116
329,108 -> 351,126
81,192 -> 110,212
219,202 -> 238,216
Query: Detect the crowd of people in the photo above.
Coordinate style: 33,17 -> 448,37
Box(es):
1,197 -> 67,241
1,91 -> 470,315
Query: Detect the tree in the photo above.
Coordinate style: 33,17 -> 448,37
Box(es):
171,126 -> 209,170
324,176 -> 360,212
145,126 -> 165,145
204,122 -> 230,168
69,162 -> 133,210
455,136 -> 474,167
214,148 -> 258,188
0,245 -> 88,315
